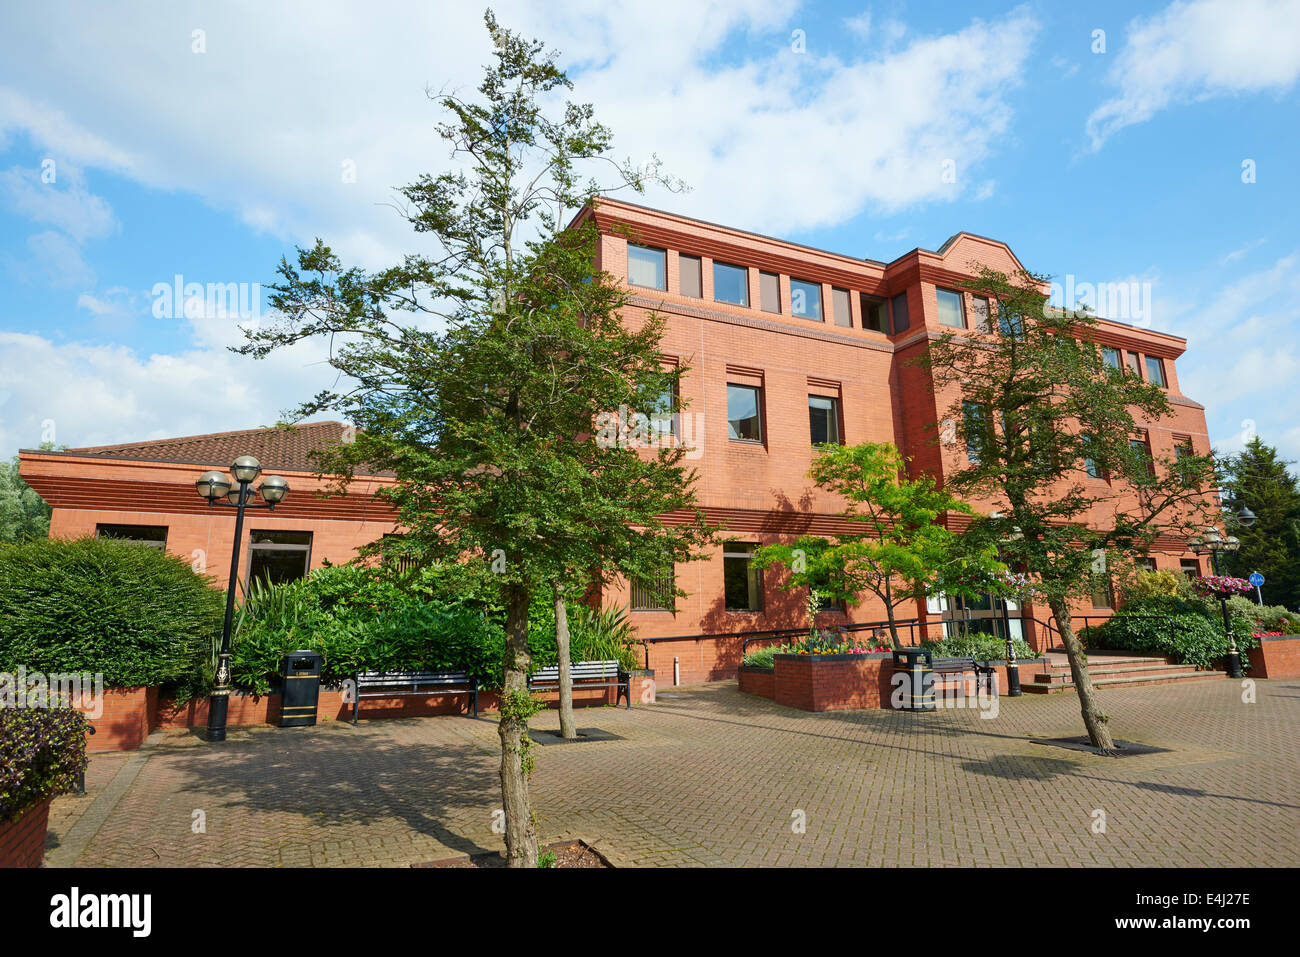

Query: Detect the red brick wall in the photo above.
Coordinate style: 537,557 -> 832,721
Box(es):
773,654 -> 895,711
738,666 -> 774,699
1247,637 -> 1300,679
0,796 -> 52,868
86,687 -> 158,751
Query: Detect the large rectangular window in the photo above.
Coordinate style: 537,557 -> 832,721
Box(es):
1126,351 -> 1142,376
678,254 -> 702,298
971,296 -> 991,333
631,564 -> 675,611
963,401 -> 988,464
790,279 -> 822,321
1130,437 -> 1154,475
936,288 -> 966,328
248,530 -> 312,586
723,543 -> 762,612
831,287 -> 852,327
890,292 -> 910,332
1082,434 -> 1105,480
96,524 -> 167,548
647,385 -> 678,439
727,383 -> 763,442
1101,345 -> 1121,370
808,395 -> 841,445
713,261 -> 749,306
1145,356 -> 1167,388
627,243 -> 666,290
1180,558 -> 1201,578
861,294 -> 889,333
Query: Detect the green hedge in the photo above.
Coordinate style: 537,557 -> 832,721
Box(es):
0,707 -> 89,825
1080,595 -> 1258,671
0,537 -> 224,692
921,633 -> 1039,662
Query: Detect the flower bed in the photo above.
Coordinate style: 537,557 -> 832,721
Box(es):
0,707 -> 88,867
1246,635 -> 1300,679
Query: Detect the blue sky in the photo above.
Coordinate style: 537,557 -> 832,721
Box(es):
1,0 -> 1298,468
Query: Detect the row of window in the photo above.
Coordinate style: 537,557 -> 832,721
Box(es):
627,243 -> 909,334
1101,345 -> 1168,388
726,383 -> 840,445
95,524 -> 313,585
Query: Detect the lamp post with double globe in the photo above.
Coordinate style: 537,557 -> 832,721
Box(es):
195,457 -> 289,741
1188,506 -> 1257,680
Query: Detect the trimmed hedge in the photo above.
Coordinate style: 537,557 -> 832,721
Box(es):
1080,595 -> 1258,671
0,707 -> 89,825
0,537 -> 224,691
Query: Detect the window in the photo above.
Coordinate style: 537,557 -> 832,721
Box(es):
647,385 -> 678,439
248,530 -> 312,586
96,524 -> 167,548
1138,557 -> 1158,572
971,296 -> 991,333
727,383 -> 763,442
631,564 -> 675,611
1180,558 -> 1201,579
790,279 -> 822,320
999,309 -> 1024,337
759,271 -> 780,313
1130,437 -> 1154,475
963,401 -> 988,463
1101,346 -> 1121,370
723,543 -> 762,611
380,533 -> 419,574
1145,356 -> 1166,388
809,395 -> 841,445
890,292 -> 910,332
713,261 -> 749,305
937,288 -> 966,328
1174,439 -> 1194,460
627,244 -> 666,290
831,287 -> 852,328
1090,554 -> 1114,608
861,294 -> 889,333
678,254 -> 702,298
1126,351 -> 1142,376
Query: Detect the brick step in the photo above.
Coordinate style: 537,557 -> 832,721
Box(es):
1022,669 -> 1225,693
1031,662 -> 1194,682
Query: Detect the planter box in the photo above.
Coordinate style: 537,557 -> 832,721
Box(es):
773,652 -> 894,712
0,796 -> 52,868
738,665 -> 775,700
1247,636 -> 1300,679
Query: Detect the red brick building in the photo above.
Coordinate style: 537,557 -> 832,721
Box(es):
19,200 -> 1214,684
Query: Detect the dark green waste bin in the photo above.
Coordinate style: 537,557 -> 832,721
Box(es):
280,650 -> 323,727
891,647 -> 936,712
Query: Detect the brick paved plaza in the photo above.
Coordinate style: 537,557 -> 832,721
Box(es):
45,678 -> 1300,868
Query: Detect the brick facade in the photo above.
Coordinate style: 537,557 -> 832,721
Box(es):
1247,636 -> 1300,679
0,796 -> 52,868
17,201 -> 1217,690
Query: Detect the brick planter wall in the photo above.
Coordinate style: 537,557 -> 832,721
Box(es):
738,666 -> 775,699
0,796 -> 52,868
772,653 -> 895,711
1247,636 -> 1300,679
86,687 -> 159,751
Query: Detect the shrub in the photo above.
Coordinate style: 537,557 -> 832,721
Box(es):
742,644 -> 788,668
0,707 -> 89,824
524,599 -> 641,672
1121,569 -> 1181,601
230,567 -> 506,692
920,633 -> 1038,662
0,537 -> 224,693
1084,595 -> 1257,670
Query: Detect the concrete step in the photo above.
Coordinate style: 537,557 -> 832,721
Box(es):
1023,668 -> 1225,693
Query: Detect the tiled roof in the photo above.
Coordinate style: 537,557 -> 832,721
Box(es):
63,420 -> 380,474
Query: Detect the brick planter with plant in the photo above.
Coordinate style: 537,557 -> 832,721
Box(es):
0,707 -> 89,867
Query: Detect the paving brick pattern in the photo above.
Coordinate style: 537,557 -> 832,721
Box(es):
45,678 -> 1300,867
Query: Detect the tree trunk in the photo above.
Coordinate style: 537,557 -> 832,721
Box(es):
554,583 -> 577,739
499,584 -> 539,867
882,578 -> 902,648
1049,597 -> 1117,753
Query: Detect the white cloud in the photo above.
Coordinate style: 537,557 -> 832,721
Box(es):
1087,0 -> 1300,148
0,1 -> 1038,261
0,163 -> 116,242
20,230 -> 93,287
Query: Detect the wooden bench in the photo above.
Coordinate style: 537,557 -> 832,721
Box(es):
930,655 -> 996,695
528,660 -> 630,709
351,670 -> 478,724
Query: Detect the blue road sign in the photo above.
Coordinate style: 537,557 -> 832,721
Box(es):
1249,571 -> 1265,587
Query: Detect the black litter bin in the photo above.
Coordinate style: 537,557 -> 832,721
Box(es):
891,647 -> 936,712
280,650 -> 323,727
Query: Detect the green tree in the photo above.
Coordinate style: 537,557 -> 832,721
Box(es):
1220,437 -> 1300,608
237,12 -> 710,866
0,452 -> 53,543
752,441 -> 1002,648
923,267 -> 1219,751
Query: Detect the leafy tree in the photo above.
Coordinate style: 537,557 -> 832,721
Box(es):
752,441 -> 1002,648
923,267 -> 1219,751
1220,437 -> 1300,609
237,12 -> 710,866
0,452 -> 53,543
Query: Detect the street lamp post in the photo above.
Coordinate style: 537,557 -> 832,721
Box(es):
1188,506 -> 1256,681
195,457 -> 289,742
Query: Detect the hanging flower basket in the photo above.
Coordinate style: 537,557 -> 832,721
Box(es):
1192,575 -> 1254,598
